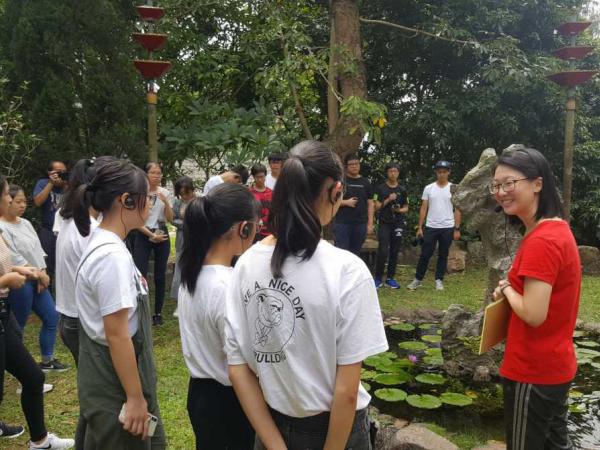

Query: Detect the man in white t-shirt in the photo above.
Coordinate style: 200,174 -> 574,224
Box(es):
203,165 -> 249,195
407,160 -> 461,291
265,152 -> 285,190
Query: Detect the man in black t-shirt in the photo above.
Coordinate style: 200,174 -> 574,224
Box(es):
373,162 -> 409,289
333,153 -> 374,255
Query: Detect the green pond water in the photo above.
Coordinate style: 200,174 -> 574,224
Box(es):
366,323 -> 600,448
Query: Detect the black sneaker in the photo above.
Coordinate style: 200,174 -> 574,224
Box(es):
152,314 -> 163,326
39,359 -> 70,373
0,421 -> 25,439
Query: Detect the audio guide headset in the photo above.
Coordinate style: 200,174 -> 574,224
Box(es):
122,194 -> 136,210
239,221 -> 252,239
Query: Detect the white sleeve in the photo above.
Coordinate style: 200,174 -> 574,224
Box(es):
224,271 -> 248,365
421,185 -> 431,201
89,253 -> 137,317
336,278 -> 388,365
53,210 -> 62,235
2,230 -> 28,266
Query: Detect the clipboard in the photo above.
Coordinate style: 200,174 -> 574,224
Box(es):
478,297 -> 512,354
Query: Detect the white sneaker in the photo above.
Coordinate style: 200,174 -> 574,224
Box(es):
17,383 -> 53,395
29,433 -> 74,449
173,306 -> 179,318
435,279 -> 444,290
407,279 -> 422,290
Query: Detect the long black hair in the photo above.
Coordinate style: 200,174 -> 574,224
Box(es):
179,183 -> 259,295
70,160 -> 149,237
494,147 -> 564,221
60,157 -> 117,220
269,140 -> 343,278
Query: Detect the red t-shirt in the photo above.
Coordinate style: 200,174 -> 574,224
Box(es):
500,220 -> 581,385
249,187 -> 272,237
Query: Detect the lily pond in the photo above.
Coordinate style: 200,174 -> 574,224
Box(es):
363,322 -> 600,448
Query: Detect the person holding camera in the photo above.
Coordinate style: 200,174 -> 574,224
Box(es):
33,161 -> 68,280
407,160 -> 461,291
373,162 -> 409,289
333,153 -> 375,255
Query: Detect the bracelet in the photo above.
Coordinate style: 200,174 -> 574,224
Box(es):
500,283 -> 512,294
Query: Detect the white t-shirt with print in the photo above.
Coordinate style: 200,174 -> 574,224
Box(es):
203,175 -> 224,195
422,182 -> 455,229
225,240 -> 388,418
179,265 -> 233,386
55,216 -> 99,318
145,186 -> 171,229
265,173 -> 277,190
76,228 -> 145,345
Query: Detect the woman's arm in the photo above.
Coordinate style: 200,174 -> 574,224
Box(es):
228,364 -> 287,450
104,309 -> 150,440
497,278 -> 552,327
157,191 -> 174,223
323,362 -> 361,450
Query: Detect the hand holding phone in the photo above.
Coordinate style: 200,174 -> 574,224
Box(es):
118,400 -> 157,439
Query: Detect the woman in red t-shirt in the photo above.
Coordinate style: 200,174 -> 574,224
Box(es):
491,147 -> 580,450
249,164 -> 273,241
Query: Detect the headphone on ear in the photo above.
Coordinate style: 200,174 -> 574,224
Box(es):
329,181 -> 343,204
122,195 -> 136,210
239,221 -> 252,239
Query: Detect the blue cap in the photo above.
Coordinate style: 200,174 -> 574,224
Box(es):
434,160 -> 451,170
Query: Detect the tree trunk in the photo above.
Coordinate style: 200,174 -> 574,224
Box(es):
327,0 -> 367,159
327,9 -> 339,135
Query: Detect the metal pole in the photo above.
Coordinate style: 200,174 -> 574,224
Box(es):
563,91 -> 576,221
147,89 -> 158,162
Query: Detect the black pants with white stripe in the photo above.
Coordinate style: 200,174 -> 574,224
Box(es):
503,378 -> 573,450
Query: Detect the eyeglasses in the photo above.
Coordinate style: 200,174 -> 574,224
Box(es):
131,193 -> 157,206
488,178 -> 529,194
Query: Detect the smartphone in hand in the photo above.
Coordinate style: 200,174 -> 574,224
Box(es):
119,403 -> 158,437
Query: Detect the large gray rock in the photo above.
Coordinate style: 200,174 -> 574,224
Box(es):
447,243 -> 467,273
452,146 -> 522,306
376,424 -> 458,450
466,241 -> 486,265
441,304 -> 503,381
578,245 -> 600,275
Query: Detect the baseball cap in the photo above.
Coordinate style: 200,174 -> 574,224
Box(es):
434,160 -> 451,170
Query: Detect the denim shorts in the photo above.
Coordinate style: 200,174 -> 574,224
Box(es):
254,406 -> 371,450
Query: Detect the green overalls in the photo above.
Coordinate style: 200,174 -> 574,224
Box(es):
76,243 -> 166,450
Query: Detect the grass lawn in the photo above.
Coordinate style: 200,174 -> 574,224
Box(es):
1,265 -> 599,449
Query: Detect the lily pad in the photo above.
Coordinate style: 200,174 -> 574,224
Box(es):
421,335 -> 442,343
361,381 -> 371,392
426,348 -> 442,357
415,373 -> 446,385
577,340 -> 600,348
373,371 -> 412,386
423,356 -> 444,366
418,323 -> 435,330
573,330 -> 587,338
398,341 -> 428,351
578,358 -> 592,365
378,351 -> 399,360
376,360 -> 412,373
374,388 -> 407,402
440,392 -> 473,407
364,355 -> 393,368
406,394 -> 442,409
437,329 -> 442,335
361,370 -> 377,381
390,323 -> 416,332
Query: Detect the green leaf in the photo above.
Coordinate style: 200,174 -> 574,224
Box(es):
577,340 -> 600,348
418,323 -> 436,330
569,403 -> 586,414
576,348 -> 600,358
406,394 -> 442,409
426,348 -> 442,357
376,360 -> 413,373
440,392 -> 473,406
364,355 -> 393,368
591,362 -> 600,370
374,388 -> 408,402
361,370 -> 377,381
373,371 -> 412,386
573,330 -> 587,338
378,352 -> 399,360
421,335 -> 442,343
398,341 -> 428,351
390,323 -> 416,332
415,373 -> 447,385
423,356 -> 444,366
361,381 -> 371,392
569,390 -> 584,398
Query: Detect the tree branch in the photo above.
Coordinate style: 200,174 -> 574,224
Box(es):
359,17 -> 478,46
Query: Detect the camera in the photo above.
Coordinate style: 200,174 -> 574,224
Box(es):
57,171 -> 70,181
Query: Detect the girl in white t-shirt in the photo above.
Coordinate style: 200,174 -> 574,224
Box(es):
178,183 -> 259,449
225,141 -> 388,450
72,160 -> 165,449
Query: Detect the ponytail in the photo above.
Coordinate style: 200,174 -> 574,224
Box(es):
179,183 -> 259,296
269,140 -> 343,278
71,160 -> 148,237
